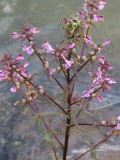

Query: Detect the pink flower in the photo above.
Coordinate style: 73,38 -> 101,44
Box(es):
49,68 -> 56,76
41,41 -> 55,54
32,27 -> 40,34
117,124 -> 120,130
96,67 -> 102,78
93,14 -> 104,22
85,36 -> 96,47
10,86 -> 17,92
96,94 -> 102,102
117,116 -> 120,129
104,77 -> 117,84
98,56 -> 105,64
20,62 -> 29,77
61,54 -> 74,69
97,4 -> 104,10
83,88 -> 93,98
24,25 -> 40,35
82,3 -> 88,13
12,32 -> 20,39
99,0 -> 106,5
97,55 -> 113,71
0,70 -> 6,81
22,45 -> 33,55
97,0 -> 106,10
77,12 -> 86,19
61,18 -> 71,23
65,59 -> 74,69
117,116 -> 120,121
16,54 -> 25,60
66,43 -> 75,50
23,62 -> 29,68
102,39 -> 110,47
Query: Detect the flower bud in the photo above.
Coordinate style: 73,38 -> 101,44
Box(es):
39,88 -> 44,94
67,21 -> 73,28
89,51 -> 95,56
82,56 -> 87,62
14,101 -> 20,106
66,22 -> 70,26
38,85 -> 43,90
73,22 -> 77,28
91,93 -> 96,98
27,96 -> 33,101
92,55 -> 97,61
13,72 -> 17,78
77,21 -> 81,28
27,74 -> 32,80
19,77 -> 24,83
15,82 -> 20,86
21,99 -> 27,105
38,49 -> 42,54
72,48 -> 77,55
101,121 -> 106,125
68,29 -> 74,37
16,85 -> 20,90
31,90 -> 36,96
77,55 -> 81,60
56,67 -> 61,72
62,64 -> 65,69
29,41 -> 34,46
26,90 -> 31,96
13,65 -> 16,69
32,49 -> 35,54
44,64 -> 49,69
86,17 -> 91,22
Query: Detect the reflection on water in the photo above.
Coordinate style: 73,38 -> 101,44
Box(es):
0,0 -> 120,159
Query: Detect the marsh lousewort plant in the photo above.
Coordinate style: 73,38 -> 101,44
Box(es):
0,0 -> 120,159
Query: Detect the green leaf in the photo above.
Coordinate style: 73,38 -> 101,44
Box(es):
85,141 -> 97,160
90,148 -> 96,160
35,115 -> 42,131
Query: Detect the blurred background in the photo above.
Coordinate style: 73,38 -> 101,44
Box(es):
0,0 -> 120,159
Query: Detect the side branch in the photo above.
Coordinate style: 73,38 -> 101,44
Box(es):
70,123 -> 116,128
13,68 -> 67,115
74,133 -> 113,160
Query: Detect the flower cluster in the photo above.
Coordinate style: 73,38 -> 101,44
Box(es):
77,0 -> 106,26
5,0 -> 116,104
0,53 -> 44,105
12,25 -> 40,55
0,0 -> 118,160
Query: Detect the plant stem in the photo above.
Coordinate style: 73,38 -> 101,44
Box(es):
63,106 -> 71,160
70,123 -> 116,128
42,118 -> 64,149
13,68 -> 67,115
63,68 -> 71,160
74,133 -> 113,160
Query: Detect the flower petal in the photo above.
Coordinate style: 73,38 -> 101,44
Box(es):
10,86 -> 17,92
117,116 -> 120,121
16,54 -> 25,60
117,123 -> 120,130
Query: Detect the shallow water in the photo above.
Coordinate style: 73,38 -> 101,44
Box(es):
0,0 -> 120,159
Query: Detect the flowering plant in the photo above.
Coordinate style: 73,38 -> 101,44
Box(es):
0,0 -> 119,159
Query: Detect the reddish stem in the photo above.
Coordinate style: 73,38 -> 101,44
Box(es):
74,133 -> 113,160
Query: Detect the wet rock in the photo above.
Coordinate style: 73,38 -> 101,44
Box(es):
0,137 -> 6,145
2,4 -> 14,14
13,141 -> 22,147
